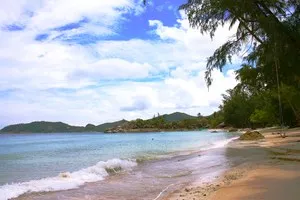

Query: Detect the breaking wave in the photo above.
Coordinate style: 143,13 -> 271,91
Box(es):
0,158 -> 137,200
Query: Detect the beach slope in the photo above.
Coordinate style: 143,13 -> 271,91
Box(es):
165,129 -> 300,200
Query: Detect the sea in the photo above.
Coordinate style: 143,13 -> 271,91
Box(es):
0,130 -> 238,200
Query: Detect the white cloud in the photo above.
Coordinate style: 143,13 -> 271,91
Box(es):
1,69 -> 237,127
0,2 -> 239,127
70,58 -> 152,81
0,0 -> 38,25
0,0 -> 138,29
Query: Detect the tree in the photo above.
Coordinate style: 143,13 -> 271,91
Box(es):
180,0 -> 300,86
197,113 -> 202,118
143,0 -> 300,127
250,109 -> 270,127
221,86 -> 253,128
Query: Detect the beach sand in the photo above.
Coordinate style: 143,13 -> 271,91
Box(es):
164,128 -> 300,200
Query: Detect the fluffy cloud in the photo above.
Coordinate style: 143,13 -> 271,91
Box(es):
70,58 -> 152,81
0,1 -> 239,127
120,96 -> 152,111
0,0 -> 139,30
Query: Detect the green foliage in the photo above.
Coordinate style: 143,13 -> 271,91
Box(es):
1,113 -> 206,133
108,113 -> 208,131
250,109 -> 270,124
126,117 -> 207,130
1,121 -> 81,133
96,120 -> 128,132
125,116 -> 198,130
180,0 -> 300,86
179,0 -> 300,127
206,111 -> 224,128
218,79 -> 300,128
143,0 -> 300,127
161,112 -> 196,122
221,86 -> 253,128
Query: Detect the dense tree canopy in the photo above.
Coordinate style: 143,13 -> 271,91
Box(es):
180,0 -> 300,85
145,0 -> 300,127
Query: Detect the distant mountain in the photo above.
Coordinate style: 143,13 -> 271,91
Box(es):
0,112 -> 197,133
0,120 -> 128,133
95,120 -> 128,132
105,112 -> 204,133
0,121 -> 83,133
162,112 -> 196,122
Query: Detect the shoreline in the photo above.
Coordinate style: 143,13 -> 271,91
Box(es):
8,128 -> 300,200
1,128 -> 209,134
164,128 -> 300,200
11,132 -> 236,200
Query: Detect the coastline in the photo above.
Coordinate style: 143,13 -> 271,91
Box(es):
164,128 -> 300,200
9,132 -> 236,200
0,130 -> 235,200
6,128 -> 300,200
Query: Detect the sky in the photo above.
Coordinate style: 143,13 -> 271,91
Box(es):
0,0 -> 240,127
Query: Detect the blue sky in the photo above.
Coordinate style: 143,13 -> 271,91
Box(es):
0,0 -> 239,127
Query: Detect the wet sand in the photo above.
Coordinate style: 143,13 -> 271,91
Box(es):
165,129 -> 300,200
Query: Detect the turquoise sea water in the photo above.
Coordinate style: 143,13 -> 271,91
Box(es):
0,130 -> 237,199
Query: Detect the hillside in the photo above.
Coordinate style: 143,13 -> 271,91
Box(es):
162,112 -> 196,122
0,112 -> 200,133
0,120 -> 128,133
0,121 -> 83,133
105,112 -> 207,133
95,120 -> 128,132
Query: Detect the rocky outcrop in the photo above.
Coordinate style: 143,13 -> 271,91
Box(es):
239,131 -> 265,140
228,128 -> 238,132
105,126 -> 126,133
217,122 -> 226,128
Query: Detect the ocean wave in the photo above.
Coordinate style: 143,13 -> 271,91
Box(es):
0,158 -> 137,200
204,137 -> 239,151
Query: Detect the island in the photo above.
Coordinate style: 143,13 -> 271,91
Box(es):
0,112 -> 204,133
104,112 -> 208,133
0,120 -> 127,133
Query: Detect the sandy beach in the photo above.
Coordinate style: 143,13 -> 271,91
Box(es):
164,128 -> 300,200
8,129 -> 300,200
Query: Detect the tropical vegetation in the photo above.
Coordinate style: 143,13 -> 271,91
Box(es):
145,0 -> 300,128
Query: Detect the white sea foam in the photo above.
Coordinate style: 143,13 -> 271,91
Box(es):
212,137 -> 238,148
0,158 -> 137,200
203,137 -> 239,151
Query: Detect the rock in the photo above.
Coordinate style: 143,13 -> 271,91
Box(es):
217,122 -> 226,128
239,131 -> 265,140
59,172 -> 71,178
228,128 -> 238,132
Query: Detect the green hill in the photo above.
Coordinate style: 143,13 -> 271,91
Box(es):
0,121 -> 83,133
162,112 -> 196,122
0,112 -> 198,133
95,120 -> 128,132
0,120 -> 128,133
105,112 -> 206,133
